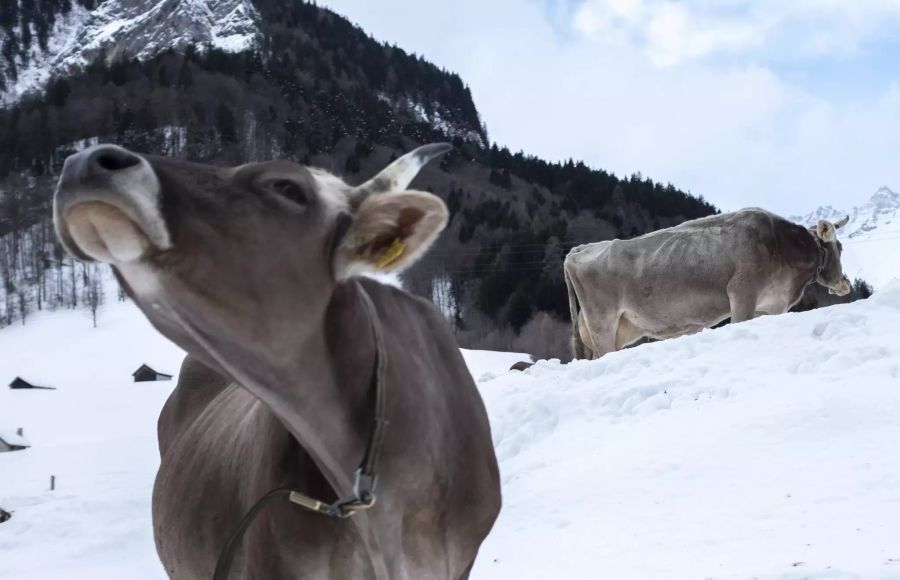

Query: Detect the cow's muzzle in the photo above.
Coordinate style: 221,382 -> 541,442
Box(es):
54,144 -> 170,263
828,277 -> 851,296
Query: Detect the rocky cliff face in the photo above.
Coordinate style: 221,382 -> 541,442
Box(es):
1,0 -> 259,105
0,0 -> 718,353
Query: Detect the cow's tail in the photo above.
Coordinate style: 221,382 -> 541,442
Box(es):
564,260 -> 589,360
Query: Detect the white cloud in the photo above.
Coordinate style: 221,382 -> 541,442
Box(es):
318,0 -> 900,215
574,0 -> 762,67
574,0 -> 900,67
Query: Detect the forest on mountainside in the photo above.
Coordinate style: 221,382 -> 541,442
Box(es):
0,0 -> 867,359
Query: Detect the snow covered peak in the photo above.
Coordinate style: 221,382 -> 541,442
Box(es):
1,0 -> 260,106
792,186 -> 900,290
793,186 -> 900,239
869,186 -> 900,210
793,203 -> 845,226
77,0 -> 260,58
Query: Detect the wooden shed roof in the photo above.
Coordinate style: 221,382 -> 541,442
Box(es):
8,377 -> 55,390
132,364 -> 173,379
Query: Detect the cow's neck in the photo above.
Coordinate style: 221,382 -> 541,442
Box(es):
162,279 -> 388,576
273,280 -> 379,481
780,228 -> 822,287
805,234 -> 827,287
161,279 -> 379,497
254,282 -> 377,490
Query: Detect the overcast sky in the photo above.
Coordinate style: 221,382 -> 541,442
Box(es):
319,0 -> 900,215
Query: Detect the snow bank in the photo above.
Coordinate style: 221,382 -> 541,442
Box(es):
0,299 -> 184,580
2,285 -> 900,579
474,283 -> 900,580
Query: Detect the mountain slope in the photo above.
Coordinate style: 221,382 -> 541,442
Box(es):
0,0 -> 718,356
2,278 -> 899,579
793,187 -> 900,290
0,0 -> 259,105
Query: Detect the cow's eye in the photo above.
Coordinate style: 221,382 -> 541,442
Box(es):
269,179 -> 308,205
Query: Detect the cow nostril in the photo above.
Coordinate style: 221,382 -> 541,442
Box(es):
90,148 -> 142,172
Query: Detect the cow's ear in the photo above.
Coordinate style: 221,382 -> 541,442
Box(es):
815,219 -> 836,242
334,191 -> 448,279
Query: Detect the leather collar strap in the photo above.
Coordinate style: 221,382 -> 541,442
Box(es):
809,234 -> 827,287
213,281 -> 389,580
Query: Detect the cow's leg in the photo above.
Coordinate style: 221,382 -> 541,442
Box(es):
615,313 -> 645,350
760,301 -> 791,316
728,289 -> 758,323
575,311 -> 595,360
583,313 -> 618,359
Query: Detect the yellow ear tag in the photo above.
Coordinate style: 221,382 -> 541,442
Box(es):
375,238 -> 406,270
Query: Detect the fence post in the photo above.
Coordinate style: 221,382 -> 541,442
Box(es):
50,475 -> 55,491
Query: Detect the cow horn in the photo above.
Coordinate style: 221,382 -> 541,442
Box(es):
834,215 -> 850,229
349,143 -> 452,208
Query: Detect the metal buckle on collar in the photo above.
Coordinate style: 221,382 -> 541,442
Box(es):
331,469 -> 378,518
288,469 -> 378,519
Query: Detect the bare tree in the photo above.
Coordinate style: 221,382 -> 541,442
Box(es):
16,283 -> 28,324
84,264 -> 104,328
69,258 -> 77,307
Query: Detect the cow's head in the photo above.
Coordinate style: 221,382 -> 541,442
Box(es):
53,144 -> 450,370
809,216 -> 850,296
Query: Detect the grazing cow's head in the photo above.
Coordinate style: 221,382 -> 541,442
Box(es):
809,216 -> 850,296
53,144 -> 450,369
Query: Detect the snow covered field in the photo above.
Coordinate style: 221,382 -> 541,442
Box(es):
0,301 -> 184,580
2,282 -> 900,579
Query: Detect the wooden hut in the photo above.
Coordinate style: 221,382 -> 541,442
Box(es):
132,364 -> 173,383
8,377 -> 54,390
0,428 -> 29,453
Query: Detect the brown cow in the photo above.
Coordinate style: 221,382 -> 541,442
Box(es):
53,143 -> 501,579
565,208 -> 850,360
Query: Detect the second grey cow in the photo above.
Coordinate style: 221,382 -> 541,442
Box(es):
564,208 -> 850,360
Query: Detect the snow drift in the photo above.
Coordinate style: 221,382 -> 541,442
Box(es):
2,281 -> 900,579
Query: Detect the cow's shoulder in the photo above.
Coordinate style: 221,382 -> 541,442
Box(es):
158,354 -> 232,455
724,208 -> 822,269
768,212 -> 819,264
356,277 -> 470,378
729,207 -> 809,244
358,276 -> 448,332
676,208 -> 776,247
732,207 -> 779,226
353,277 -> 498,499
